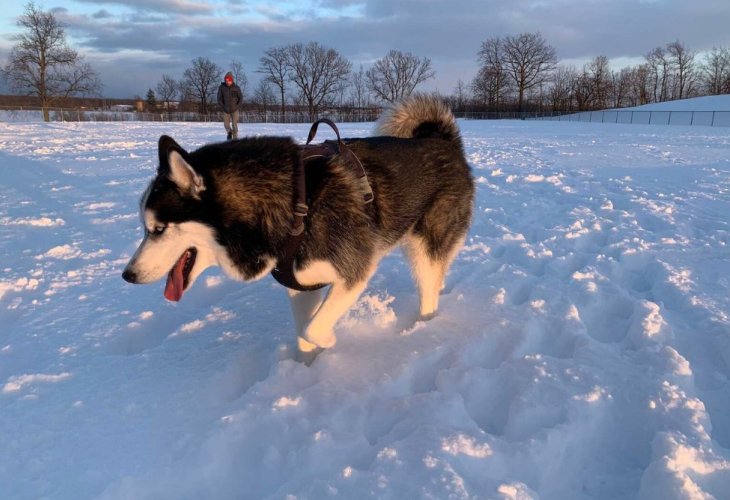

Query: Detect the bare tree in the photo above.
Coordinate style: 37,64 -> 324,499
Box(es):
366,49 -> 435,103
572,68 -> 594,111
182,56 -> 221,115
252,79 -> 276,113
156,74 -> 179,114
258,47 -> 290,119
176,84 -> 196,112
229,59 -> 248,99
610,67 -> 633,108
628,64 -> 652,106
334,79 -> 349,109
548,65 -> 576,111
471,65 -> 509,109
475,37 -> 510,108
666,40 -> 696,100
586,55 -> 611,109
701,46 -> 730,95
451,79 -> 468,112
501,32 -> 557,111
286,41 -> 351,119
646,46 -> 671,102
2,3 -> 101,121
349,64 -> 369,108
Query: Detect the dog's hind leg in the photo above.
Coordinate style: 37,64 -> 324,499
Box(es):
404,234 -> 465,319
404,235 -> 445,319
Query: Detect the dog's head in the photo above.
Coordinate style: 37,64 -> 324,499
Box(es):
122,135 -> 224,301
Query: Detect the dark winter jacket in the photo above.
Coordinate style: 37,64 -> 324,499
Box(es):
217,81 -> 242,114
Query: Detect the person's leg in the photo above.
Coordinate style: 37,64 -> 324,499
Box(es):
231,110 -> 239,139
223,113 -> 232,139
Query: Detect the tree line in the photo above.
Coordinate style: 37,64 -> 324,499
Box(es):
4,3 -> 730,122
144,43 -> 434,120
462,33 -> 730,113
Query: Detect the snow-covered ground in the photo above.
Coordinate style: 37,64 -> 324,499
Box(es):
1,118 -> 729,499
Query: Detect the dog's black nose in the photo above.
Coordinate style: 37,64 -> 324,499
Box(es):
122,269 -> 137,283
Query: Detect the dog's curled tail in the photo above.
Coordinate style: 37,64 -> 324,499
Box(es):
375,94 -> 461,146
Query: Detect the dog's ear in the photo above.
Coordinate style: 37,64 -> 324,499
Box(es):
158,135 -> 182,169
158,135 -> 206,198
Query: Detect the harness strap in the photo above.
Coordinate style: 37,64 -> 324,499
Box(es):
270,119 -> 373,292
307,118 -> 374,204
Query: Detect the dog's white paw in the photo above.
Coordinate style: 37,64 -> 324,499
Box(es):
296,337 -> 324,365
302,326 -> 337,349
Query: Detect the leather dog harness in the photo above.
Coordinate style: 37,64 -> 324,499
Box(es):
270,119 -> 374,292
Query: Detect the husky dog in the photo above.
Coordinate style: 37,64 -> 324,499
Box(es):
122,96 -> 474,358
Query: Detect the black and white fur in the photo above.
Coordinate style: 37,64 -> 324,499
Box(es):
123,95 -> 474,357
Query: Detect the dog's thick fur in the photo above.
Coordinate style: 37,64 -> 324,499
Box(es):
123,95 -> 474,356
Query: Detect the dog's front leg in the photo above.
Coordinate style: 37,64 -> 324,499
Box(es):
287,288 -> 326,336
298,279 -> 369,352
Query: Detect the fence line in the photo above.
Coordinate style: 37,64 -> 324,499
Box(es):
533,110 -> 730,127
0,106 -> 381,124
2,106 -> 729,127
455,111 -> 563,120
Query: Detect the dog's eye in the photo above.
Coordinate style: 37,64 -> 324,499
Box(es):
149,225 -> 167,235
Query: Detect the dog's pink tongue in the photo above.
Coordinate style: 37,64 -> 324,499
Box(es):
164,253 -> 187,302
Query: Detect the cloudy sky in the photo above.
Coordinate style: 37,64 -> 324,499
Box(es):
1,0 -> 730,99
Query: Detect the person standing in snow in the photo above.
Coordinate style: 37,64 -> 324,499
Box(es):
217,71 -> 242,140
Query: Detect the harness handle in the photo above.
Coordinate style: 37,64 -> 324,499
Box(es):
306,118 -> 341,146
306,119 -> 374,204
